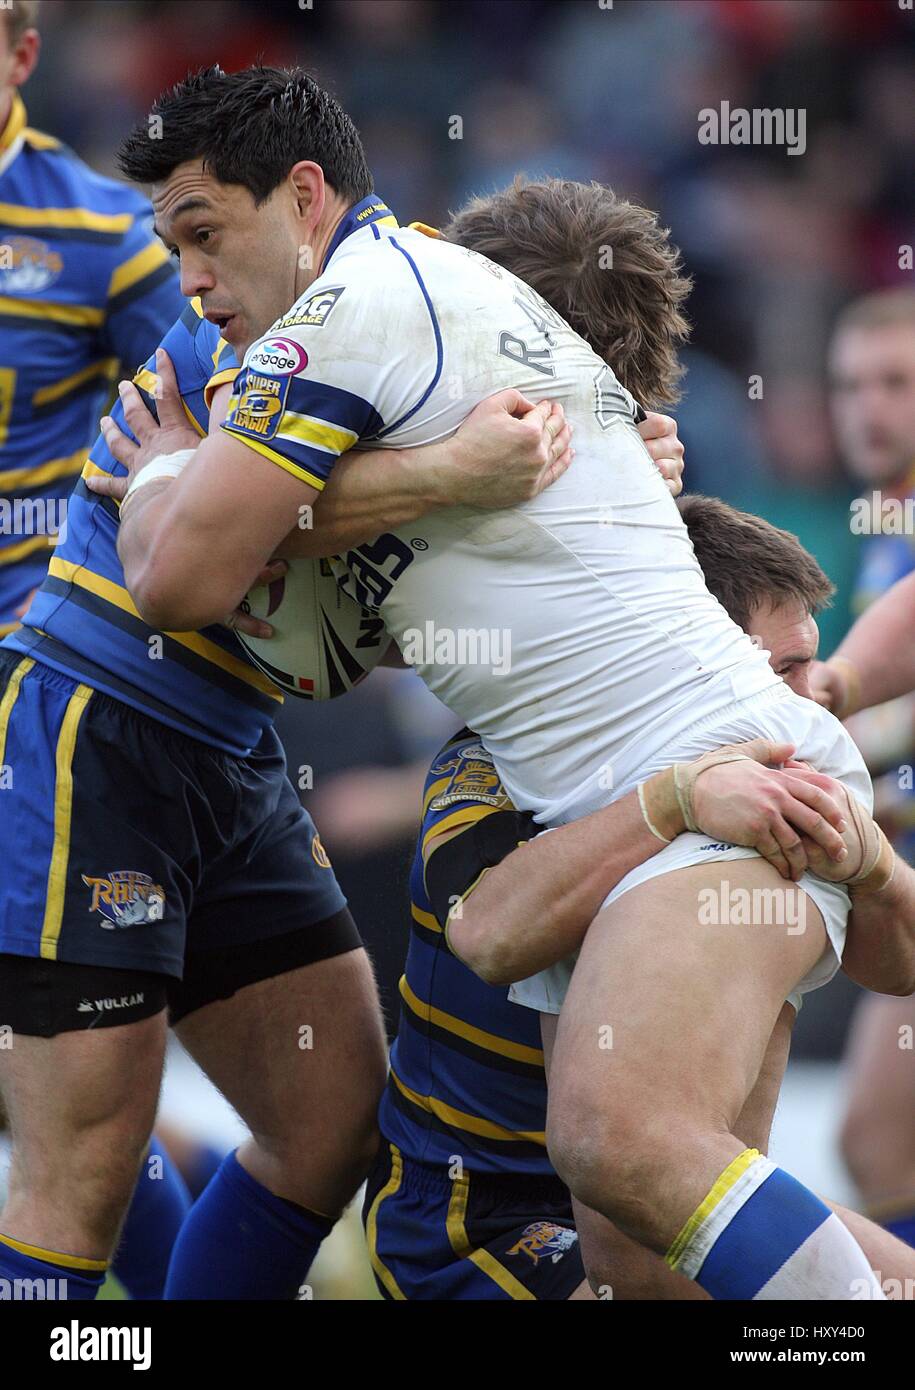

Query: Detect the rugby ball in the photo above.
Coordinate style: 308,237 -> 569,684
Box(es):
237,557 -> 392,699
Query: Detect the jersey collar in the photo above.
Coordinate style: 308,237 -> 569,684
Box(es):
322,195 -> 398,271
0,92 -> 27,174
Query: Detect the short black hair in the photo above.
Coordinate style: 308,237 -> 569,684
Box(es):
117,65 -> 373,207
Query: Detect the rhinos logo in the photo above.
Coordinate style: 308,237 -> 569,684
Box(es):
0,236 -> 63,293
506,1222 -> 578,1266
82,871 -> 166,929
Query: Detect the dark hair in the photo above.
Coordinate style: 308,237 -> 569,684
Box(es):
117,65 -> 373,207
676,494 -> 834,631
443,177 -> 691,409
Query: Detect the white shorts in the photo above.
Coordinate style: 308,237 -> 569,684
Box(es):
509,681 -> 871,1018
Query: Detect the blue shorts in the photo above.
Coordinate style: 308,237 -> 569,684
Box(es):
363,1142 -> 585,1300
0,649 -> 348,978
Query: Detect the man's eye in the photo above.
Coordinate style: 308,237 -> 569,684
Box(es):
196,229 -> 214,247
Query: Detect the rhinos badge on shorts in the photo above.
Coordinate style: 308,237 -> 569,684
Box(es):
82,871 -> 166,929
506,1221 -> 579,1266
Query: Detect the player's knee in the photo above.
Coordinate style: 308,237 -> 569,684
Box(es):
548,1094 -> 661,1236
7,1111 -> 152,1242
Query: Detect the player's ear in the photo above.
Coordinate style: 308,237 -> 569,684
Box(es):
11,27 -> 40,87
288,161 -> 325,231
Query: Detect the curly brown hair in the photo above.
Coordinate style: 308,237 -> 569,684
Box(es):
443,176 -> 692,409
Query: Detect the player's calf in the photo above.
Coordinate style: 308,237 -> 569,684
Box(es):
0,972 -> 167,1297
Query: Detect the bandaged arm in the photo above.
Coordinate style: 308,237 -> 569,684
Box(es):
429,741 -> 850,986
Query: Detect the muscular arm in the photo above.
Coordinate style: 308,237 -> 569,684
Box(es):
825,571 -> 915,714
439,747 -> 849,986
208,381 -> 450,559
843,859 -> 915,996
437,793 -> 661,987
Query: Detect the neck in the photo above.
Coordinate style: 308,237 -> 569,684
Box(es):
297,196 -> 350,298
0,89 -> 15,136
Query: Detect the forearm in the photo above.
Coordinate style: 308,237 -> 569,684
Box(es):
834,571 -> 915,712
843,858 -> 915,996
278,445 -> 445,558
449,790 -> 661,985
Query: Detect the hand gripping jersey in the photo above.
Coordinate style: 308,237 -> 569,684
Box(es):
226,196 -> 780,824
3,301 -> 287,756
0,95 -> 185,630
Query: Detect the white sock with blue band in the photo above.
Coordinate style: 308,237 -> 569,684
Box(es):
667,1148 -> 885,1300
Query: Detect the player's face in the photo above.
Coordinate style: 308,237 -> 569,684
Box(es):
829,323 -> 915,486
746,599 -> 819,700
152,160 -> 303,353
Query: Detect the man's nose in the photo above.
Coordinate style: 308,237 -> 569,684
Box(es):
179,256 -> 216,300
791,671 -> 813,701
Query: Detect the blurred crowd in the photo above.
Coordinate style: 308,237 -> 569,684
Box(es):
22,0 -> 915,1047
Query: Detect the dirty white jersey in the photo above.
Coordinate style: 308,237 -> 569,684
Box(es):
224,196 -> 780,823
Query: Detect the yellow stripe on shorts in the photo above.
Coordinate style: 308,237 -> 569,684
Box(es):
40,684 -> 93,960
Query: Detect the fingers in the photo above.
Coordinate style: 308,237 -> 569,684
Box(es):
734,738 -> 796,767
639,411 -> 677,443
149,349 -> 186,428
99,412 -> 140,470
750,824 -> 793,880
491,388 -> 540,419
657,457 -> 684,498
775,777 -> 849,860
765,815 -> 807,881
84,471 -> 129,500
114,379 -> 160,449
248,558 -> 288,591
228,610 -> 274,639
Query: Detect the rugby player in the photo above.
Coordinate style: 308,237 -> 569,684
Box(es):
0,175 -> 579,1307
97,65 -> 891,1299
0,0 -> 209,1300
812,289 -> 915,1251
366,494 -> 915,1300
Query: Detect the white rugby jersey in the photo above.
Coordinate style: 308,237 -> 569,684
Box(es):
224,196 -> 780,823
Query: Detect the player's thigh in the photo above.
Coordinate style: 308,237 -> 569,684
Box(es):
734,1000 -> 795,1153
548,857 -> 826,1138
173,945 -> 387,1146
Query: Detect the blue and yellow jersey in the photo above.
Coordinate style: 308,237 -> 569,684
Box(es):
2,300 -> 287,755
0,93 -> 185,631
379,729 -> 556,1178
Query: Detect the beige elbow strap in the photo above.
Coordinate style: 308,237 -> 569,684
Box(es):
638,751 -> 752,843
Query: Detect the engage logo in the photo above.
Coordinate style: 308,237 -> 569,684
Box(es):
247,337 -> 308,376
